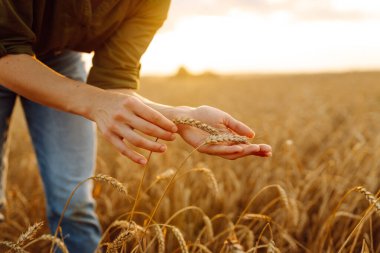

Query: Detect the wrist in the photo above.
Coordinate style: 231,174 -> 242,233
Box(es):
101,88 -> 196,120
159,105 -> 195,120
66,82 -> 109,120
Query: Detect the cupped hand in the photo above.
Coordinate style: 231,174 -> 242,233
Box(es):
91,91 -> 177,165
176,106 -> 272,159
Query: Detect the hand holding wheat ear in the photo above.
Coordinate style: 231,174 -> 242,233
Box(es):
173,106 -> 272,159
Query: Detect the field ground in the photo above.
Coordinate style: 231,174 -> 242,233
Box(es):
1,71 -> 380,252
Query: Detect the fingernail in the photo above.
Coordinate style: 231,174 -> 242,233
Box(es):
170,133 -> 176,140
139,159 -> 147,165
171,126 -> 178,132
159,145 -> 167,152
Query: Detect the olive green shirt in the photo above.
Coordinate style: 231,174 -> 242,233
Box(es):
0,0 -> 170,89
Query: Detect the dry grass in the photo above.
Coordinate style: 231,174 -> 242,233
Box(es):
1,72 -> 380,252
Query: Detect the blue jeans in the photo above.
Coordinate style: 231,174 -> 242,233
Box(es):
0,51 -> 101,252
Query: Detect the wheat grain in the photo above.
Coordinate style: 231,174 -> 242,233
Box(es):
173,118 -> 220,135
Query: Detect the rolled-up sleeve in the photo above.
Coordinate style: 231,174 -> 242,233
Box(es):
87,0 -> 171,89
0,0 -> 36,58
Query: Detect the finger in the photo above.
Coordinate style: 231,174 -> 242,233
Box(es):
104,132 -> 147,164
258,144 -> 272,153
113,125 -> 167,153
125,98 -> 177,132
219,144 -> 271,159
128,115 -> 176,141
224,116 -> 254,138
198,144 -> 245,155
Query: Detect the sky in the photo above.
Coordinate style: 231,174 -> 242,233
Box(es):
139,0 -> 380,75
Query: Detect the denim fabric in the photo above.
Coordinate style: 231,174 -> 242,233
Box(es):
0,51 -> 101,252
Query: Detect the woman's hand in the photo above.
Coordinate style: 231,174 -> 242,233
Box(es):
90,91 -> 178,165
175,106 -> 272,159
93,89 -> 271,162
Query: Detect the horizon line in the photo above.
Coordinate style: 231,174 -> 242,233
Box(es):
141,68 -> 380,77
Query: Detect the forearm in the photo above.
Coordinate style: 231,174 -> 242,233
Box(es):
0,54 -> 105,119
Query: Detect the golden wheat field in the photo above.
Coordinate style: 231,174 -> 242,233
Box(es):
0,72 -> 379,252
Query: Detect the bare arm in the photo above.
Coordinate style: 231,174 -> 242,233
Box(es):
0,54 -> 97,116
0,54 -> 178,164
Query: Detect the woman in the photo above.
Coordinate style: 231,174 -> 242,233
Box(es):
0,0 -> 271,252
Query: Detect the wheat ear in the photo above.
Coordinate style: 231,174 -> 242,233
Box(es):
173,118 -> 251,145
205,134 -> 250,144
16,221 -> 44,247
153,225 -> 165,253
191,168 -> 219,196
242,213 -> 272,223
355,186 -> 380,213
51,174 -> 128,253
106,230 -> 135,253
171,227 -> 188,253
202,215 -> 214,240
173,118 -> 220,135
0,241 -> 28,253
93,174 -> 128,196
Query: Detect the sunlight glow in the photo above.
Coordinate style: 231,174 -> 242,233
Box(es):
140,7 -> 380,75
